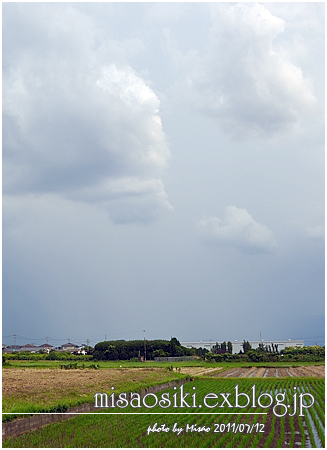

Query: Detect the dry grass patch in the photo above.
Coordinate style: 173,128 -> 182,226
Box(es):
2,367 -> 183,413
288,365 -> 325,378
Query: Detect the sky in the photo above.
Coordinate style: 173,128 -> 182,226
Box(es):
2,2 -> 325,348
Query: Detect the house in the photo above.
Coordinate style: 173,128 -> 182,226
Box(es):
61,342 -> 79,352
2,344 -> 17,353
19,343 -> 39,353
38,343 -> 54,353
72,347 -> 87,355
5,345 -> 21,351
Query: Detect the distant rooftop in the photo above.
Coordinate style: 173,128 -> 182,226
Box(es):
20,343 -> 39,348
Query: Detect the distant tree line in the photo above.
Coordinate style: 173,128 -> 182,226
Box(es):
3,339 -> 324,363
92,337 -> 193,361
211,341 -> 233,354
202,344 -> 325,363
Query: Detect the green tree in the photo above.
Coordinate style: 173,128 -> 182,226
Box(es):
242,340 -> 252,353
152,349 -> 167,358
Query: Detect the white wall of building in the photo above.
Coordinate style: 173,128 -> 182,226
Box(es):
181,340 -> 304,354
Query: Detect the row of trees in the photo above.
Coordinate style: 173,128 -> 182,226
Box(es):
92,337 -> 193,361
211,341 -> 233,354
202,344 -> 325,363
242,341 -> 279,353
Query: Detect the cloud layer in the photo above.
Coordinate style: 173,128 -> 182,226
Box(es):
197,206 -> 277,254
3,4 -> 171,223
176,3 -> 317,138
2,3 -> 324,344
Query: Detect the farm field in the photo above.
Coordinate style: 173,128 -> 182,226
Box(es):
212,365 -> 325,378
3,363 -> 325,417
2,367 -> 186,417
3,377 -> 325,448
173,365 -> 325,378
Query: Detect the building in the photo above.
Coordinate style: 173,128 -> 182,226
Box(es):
61,342 -> 79,352
4,345 -> 21,352
38,343 -> 54,353
181,340 -> 304,354
18,343 -> 40,353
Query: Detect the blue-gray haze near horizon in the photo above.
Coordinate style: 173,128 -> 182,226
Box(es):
3,3 -> 324,347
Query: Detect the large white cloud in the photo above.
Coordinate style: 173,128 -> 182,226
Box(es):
3,3 -> 172,223
176,2 -> 318,139
197,206 -> 277,254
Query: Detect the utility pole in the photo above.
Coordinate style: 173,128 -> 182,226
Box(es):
13,334 -> 17,351
143,330 -> 146,362
46,336 -> 49,345
86,339 -> 90,353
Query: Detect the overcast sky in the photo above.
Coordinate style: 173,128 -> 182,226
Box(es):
3,2 -> 324,348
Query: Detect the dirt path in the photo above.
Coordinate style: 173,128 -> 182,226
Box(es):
300,365 -> 325,377
173,367 -> 224,376
255,367 -> 267,377
277,367 -> 289,377
291,366 -> 325,377
239,367 -> 258,377
215,368 -> 242,377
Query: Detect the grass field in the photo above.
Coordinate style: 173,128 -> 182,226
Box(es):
3,377 -> 325,448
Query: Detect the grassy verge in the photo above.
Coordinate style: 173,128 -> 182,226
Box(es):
3,359 -> 325,369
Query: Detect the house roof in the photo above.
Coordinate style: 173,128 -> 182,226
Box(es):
62,342 -> 79,348
20,343 -> 39,348
39,343 -> 54,348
